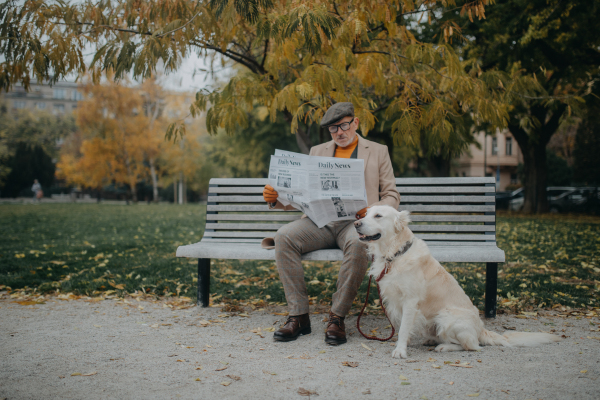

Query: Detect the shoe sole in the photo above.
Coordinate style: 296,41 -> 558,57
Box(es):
325,337 -> 347,345
273,327 -> 312,342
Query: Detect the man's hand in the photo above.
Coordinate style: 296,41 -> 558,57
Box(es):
263,184 -> 279,203
356,207 -> 368,220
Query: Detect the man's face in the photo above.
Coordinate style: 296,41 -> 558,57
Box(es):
329,116 -> 359,147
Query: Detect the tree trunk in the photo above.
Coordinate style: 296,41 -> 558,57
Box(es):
508,104 -> 565,214
173,180 -> 177,204
149,158 -> 159,203
520,143 -> 549,213
125,157 -> 138,203
283,111 -> 312,154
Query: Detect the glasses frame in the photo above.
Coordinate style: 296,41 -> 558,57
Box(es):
328,119 -> 354,134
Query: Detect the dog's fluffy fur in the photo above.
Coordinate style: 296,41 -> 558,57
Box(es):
354,205 -> 561,359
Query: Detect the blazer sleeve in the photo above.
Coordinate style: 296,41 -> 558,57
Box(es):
371,146 -> 401,209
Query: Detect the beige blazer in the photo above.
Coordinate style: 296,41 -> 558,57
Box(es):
261,135 -> 401,248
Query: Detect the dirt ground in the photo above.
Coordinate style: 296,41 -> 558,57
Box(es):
1,297 -> 599,400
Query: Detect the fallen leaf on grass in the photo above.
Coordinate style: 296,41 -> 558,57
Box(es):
82,372 -> 97,376
226,375 -> 241,381
432,365 -> 441,369
176,360 -> 184,362
467,394 -> 480,397
503,326 -> 516,330
318,350 -> 326,354
413,369 -> 421,371
341,361 -> 358,368
219,361 -> 228,365
401,382 -> 411,386
215,366 -> 228,371
195,367 -> 202,370
426,357 -> 437,362
221,381 -> 230,386
298,388 -> 318,396
448,381 -> 454,385
93,325 -> 101,328
361,343 -> 373,351
195,378 -> 201,381
581,370 -> 588,373
399,375 -> 408,381
71,373 -> 81,376
262,370 -> 277,375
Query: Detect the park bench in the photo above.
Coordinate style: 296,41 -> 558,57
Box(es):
176,177 -> 505,318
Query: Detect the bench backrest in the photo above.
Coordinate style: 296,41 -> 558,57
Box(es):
204,177 -> 497,247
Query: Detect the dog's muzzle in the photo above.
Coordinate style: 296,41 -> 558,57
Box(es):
355,223 -> 381,242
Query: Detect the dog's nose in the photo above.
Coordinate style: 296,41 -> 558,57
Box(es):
354,220 -> 362,228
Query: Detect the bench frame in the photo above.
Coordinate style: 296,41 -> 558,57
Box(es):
178,177 -> 505,318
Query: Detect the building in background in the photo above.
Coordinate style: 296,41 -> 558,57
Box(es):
455,130 -> 523,191
1,80 -> 82,115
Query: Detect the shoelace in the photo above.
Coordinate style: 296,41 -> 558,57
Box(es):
283,316 -> 299,327
327,314 -> 343,327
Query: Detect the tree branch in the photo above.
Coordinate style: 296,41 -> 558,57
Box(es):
352,50 -> 452,80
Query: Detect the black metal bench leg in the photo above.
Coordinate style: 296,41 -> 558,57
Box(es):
485,262 -> 498,318
198,258 -> 210,307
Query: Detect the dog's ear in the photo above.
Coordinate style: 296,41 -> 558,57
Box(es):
394,210 -> 411,232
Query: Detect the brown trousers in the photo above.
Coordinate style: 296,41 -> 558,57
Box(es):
274,218 -> 368,317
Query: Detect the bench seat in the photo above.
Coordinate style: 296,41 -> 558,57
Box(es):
177,176 -> 505,318
176,242 -> 505,263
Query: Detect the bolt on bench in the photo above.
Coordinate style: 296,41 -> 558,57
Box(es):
176,177 -> 505,318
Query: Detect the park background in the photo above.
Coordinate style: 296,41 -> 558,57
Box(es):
0,0 -> 599,316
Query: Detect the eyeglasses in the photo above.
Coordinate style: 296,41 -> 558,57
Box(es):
328,121 -> 352,134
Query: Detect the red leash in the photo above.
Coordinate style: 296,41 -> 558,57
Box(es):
356,268 -> 396,341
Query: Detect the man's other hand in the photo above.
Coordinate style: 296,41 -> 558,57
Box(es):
356,207 -> 368,220
263,185 -> 279,203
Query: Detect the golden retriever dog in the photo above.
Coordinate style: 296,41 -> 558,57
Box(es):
354,205 -> 561,359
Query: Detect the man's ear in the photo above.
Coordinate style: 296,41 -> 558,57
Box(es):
394,210 -> 411,232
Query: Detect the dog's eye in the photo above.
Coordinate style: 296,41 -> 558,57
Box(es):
374,214 -> 382,218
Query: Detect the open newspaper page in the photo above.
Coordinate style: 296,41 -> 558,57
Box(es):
269,153 -> 368,228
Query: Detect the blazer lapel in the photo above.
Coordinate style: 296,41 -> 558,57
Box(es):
323,140 -> 336,157
356,135 -> 370,171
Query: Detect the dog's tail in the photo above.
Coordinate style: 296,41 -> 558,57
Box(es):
479,329 -> 561,347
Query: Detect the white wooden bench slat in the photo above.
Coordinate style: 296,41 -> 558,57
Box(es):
210,195 -> 496,203
205,214 -> 495,222
208,177 -> 497,185
199,238 -> 500,246
176,243 -> 505,263
202,231 -> 496,241
206,204 -> 497,212
204,223 -> 496,232
209,186 -> 495,194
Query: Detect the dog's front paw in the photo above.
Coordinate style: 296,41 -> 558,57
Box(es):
391,346 -> 408,359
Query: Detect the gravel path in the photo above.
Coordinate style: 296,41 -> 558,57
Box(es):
1,297 -> 599,400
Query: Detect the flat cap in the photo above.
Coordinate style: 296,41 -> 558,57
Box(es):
320,102 -> 354,127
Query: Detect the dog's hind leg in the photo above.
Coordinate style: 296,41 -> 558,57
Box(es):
391,301 -> 418,359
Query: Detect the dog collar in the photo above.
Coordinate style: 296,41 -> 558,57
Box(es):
376,240 -> 413,282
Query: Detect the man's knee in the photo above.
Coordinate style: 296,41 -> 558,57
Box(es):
274,223 -> 299,250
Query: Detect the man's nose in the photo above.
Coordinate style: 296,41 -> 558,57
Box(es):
354,220 -> 362,228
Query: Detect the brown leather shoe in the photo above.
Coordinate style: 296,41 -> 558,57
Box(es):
325,311 -> 347,345
273,314 -> 311,342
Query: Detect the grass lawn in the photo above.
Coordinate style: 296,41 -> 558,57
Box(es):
1,204 -> 599,313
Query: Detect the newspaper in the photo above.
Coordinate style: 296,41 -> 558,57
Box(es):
269,150 -> 368,228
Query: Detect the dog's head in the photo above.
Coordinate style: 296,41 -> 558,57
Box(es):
354,205 -> 412,243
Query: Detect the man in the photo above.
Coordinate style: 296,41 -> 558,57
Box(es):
263,102 -> 401,345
